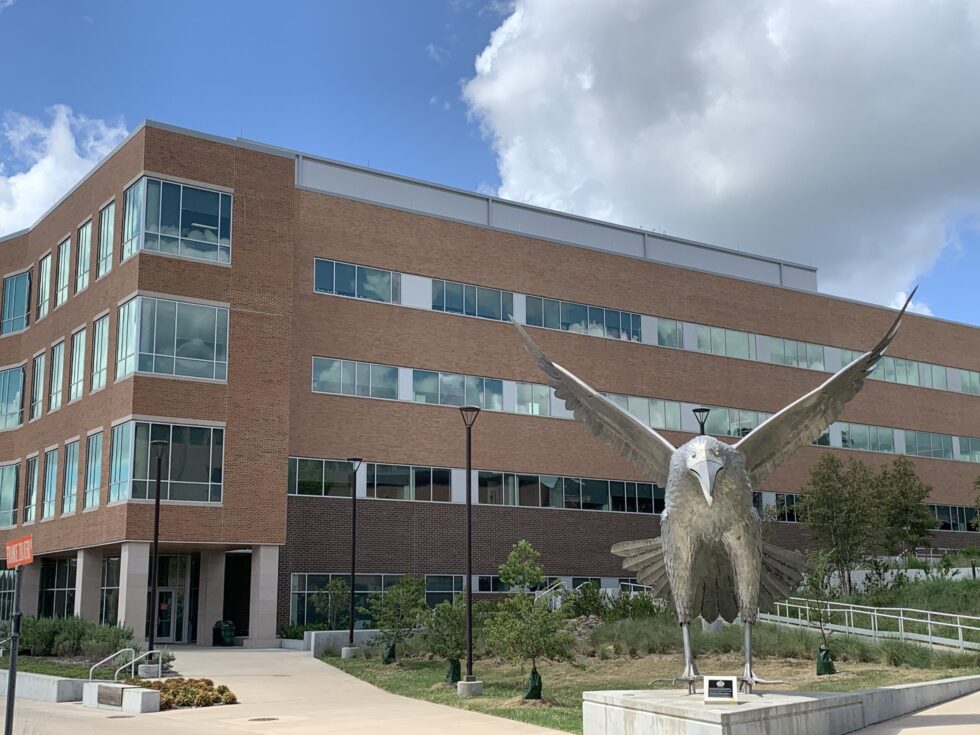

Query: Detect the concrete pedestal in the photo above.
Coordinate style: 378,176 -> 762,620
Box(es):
456,677 -> 484,697
82,682 -> 160,713
341,646 -> 359,659
583,676 -> 980,735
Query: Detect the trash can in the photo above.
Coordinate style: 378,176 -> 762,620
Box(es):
220,620 -> 236,647
212,620 -> 224,646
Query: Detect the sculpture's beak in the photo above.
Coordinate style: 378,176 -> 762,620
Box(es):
689,459 -> 723,506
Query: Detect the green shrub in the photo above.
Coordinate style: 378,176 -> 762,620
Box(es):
604,591 -> 667,622
19,616 -> 137,660
562,583 -> 608,619
126,677 -> 237,711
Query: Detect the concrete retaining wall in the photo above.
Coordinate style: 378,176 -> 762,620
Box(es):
0,670 -> 85,702
279,638 -> 307,651
859,675 -> 980,724
308,629 -> 380,657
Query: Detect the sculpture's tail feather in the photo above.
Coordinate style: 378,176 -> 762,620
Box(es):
612,539 -> 806,622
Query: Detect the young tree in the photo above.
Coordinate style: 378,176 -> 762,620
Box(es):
798,455 -> 877,595
498,539 -> 545,590
366,576 -> 427,663
485,541 -> 572,699
971,476 -> 980,531
311,578 -> 351,630
423,596 -> 466,684
875,456 -> 937,555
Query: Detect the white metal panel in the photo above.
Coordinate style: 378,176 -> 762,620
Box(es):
400,273 -> 431,310
947,368 -> 962,393
824,346 -> 842,373
355,463 -> 368,498
450,468 -> 468,503
640,315 -> 658,345
550,388 -> 574,419
894,430 -> 907,456
512,293 -> 527,324
829,423 -> 843,447
502,381 -> 517,413
754,335 -> 771,363
781,265 -> 819,291
490,201 -> 645,257
397,367 -> 414,402
680,403 -> 701,433
645,236 -> 783,285
682,322 -> 700,351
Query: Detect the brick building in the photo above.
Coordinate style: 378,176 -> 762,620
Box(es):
0,121 -> 976,644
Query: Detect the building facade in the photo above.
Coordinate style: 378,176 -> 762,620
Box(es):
0,122 -> 977,643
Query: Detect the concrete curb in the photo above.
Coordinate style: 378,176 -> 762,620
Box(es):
0,670 -> 85,702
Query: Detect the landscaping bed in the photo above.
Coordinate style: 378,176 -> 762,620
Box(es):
122,677 -> 238,710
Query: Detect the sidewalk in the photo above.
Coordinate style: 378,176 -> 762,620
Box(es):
855,689 -> 980,734
1,647 -> 564,734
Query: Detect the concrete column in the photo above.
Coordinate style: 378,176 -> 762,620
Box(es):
74,548 -> 102,622
118,541 -> 150,640
19,562 -> 41,617
245,545 -> 279,648
196,550 -> 226,646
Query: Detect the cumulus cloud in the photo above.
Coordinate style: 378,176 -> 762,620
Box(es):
0,1 -> 16,13
464,0 -> 980,307
0,105 -> 127,236
426,43 -> 450,64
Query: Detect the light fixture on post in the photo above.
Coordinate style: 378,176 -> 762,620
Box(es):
693,408 -> 711,436
342,456 -> 363,660
148,439 -> 168,671
457,405 -> 482,697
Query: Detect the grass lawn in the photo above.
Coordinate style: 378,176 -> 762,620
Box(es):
0,655 -> 116,680
327,653 -> 980,734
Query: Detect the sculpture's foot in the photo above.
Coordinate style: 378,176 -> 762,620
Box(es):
738,665 -> 784,694
679,661 -> 701,695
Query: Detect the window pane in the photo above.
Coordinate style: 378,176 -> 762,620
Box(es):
357,266 -> 391,302
604,309 -> 621,339
297,460 -> 323,495
431,468 -> 451,502
560,302 -> 588,334
476,287 -> 501,320
370,365 -> 397,399
525,296 -> 543,327
444,282 -> 464,314
440,373 -> 464,406
335,263 -> 356,297
312,358 -> 342,393
541,475 -> 561,508
431,280 -> 445,310
413,370 -> 439,403
581,479 -> 609,511
563,477 -> 581,509
484,379 -> 503,411
542,299 -> 560,329
518,475 -> 539,507
314,260 -> 334,293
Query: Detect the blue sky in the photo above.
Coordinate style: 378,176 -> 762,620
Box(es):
1,0 -> 978,327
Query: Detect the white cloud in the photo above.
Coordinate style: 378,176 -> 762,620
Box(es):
0,0 -> 16,13
0,105 -> 127,237
464,1 -> 980,308
890,291 -> 933,317
426,43 -> 450,64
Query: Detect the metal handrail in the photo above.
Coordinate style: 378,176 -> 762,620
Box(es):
89,647 -> 136,681
761,597 -> 980,651
0,635 -> 11,658
114,649 -> 161,681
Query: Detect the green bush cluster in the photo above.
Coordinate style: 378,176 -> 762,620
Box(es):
561,584 -> 667,622
125,677 -> 237,710
19,616 -> 136,660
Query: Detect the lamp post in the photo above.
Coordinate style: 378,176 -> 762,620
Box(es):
344,457 -> 363,658
148,439 -> 168,663
458,405 -> 481,696
692,407 -> 711,436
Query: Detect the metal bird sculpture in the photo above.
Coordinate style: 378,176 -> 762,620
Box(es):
512,289 -> 915,694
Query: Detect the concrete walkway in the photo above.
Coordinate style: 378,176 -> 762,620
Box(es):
1,647 -> 563,734
856,689 -> 980,734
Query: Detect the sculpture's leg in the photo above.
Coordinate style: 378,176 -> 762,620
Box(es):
681,622 -> 700,695
739,621 -> 783,693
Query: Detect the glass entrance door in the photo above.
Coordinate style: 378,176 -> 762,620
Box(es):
155,588 -> 176,643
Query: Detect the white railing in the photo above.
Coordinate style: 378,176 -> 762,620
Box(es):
534,581 -> 565,610
760,597 -> 980,651
89,647 -> 136,680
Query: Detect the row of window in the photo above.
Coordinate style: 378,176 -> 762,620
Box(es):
310,257 -> 980,400
0,420 -> 222,528
309,357 -> 980,465
478,472 -> 664,513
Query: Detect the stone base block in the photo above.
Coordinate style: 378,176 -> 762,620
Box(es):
457,678 -> 484,697
584,676 -> 980,735
341,646 -> 360,659
82,682 -> 160,714
137,663 -> 162,678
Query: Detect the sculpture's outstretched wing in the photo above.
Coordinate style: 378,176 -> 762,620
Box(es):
736,289 -> 917,483
513,320 -> 676,486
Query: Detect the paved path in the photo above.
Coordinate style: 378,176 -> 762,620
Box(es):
2,647 -> 563,734
855,689 -> 980,734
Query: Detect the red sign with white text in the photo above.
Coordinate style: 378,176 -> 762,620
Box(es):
6,534 -> 33,569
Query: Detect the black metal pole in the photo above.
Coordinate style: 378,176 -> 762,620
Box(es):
348,465 -> 357,648
465,422 -> 473,680
3,565 -> 22,735
148,451 -> 162,659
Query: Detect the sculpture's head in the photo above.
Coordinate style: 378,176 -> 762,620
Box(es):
684,436 -> 727,506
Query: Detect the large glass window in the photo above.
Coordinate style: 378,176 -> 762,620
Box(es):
62,440 -> 79,515
312,357 -> 397,399
961,370 -> 980,396
0,464 -> 17,527
960,437 -> 980,464
91,315 -> 108,391
100,556 -> 120,625
42,448 -> 57,519
516,383 -> 550,416
55,238 -> 70,307
432,279 -> 513,322
0,365 -> 24,429
136,297 -> 229,380
125,177 -> 232,263
38,558 -> 76,618
525,295 -> 640,341
49,341 -> 64,411
22,456 -> 37,525
411,369 -> 502,410
314,259 -> 401,304
76,221 -> 91,293
116,298 -> 138,378
30,353 -> 44,420
69,328 -> 86,402
904,430 -> 954,460
130,422 -> 224,502
36,253 -> 51,320
696,325 -> 756,360
1,270 -> 30,334
288,457 -> 352,497
98,201 -> 115,278
109,422 -> 133,502
769,337 -> 825,371
85,432 -> 103,509
366,463 -> 451,502
657,319 -> 681,348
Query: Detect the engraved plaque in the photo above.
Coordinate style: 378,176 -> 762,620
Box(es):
98,685 -> 124,707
